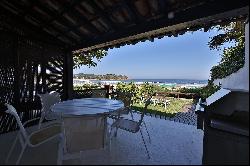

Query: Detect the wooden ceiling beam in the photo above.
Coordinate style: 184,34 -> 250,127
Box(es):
33,0 -> 101,36
53,0 -> 129,44
31,1 -> 91,43
0,6 -> 65,47
5,0 -> 79,45
121,0 -> 145,24
66,6 -> 101,35
157,0 -> 168,15
73,0 -> 249,50
38,0 -> 80,28
85,0 -> 118,32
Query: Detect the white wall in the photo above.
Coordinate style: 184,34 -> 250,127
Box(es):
214,21 -> 249,91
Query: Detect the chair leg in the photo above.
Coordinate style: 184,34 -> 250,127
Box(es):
130,111 -> 134,120
38,118 -> 43,129
143,121 -> 151,143
104,118 -> 111,152
109,125 -> 115,140
114,127 -> 118,137
108,129 -> 112,153
139,128 -> 150,159
57,138 -> 63,165
16,142 -> 27,165
5,132 -> 19,164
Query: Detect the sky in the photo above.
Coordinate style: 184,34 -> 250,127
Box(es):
74,29 -> 225,80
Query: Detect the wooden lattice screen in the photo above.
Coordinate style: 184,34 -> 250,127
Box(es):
0,14 -> 71,134
17,37 -> 65,123
0,32 -> 16,133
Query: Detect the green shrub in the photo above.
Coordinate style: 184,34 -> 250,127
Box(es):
73,84 -> 100,90
198,80 -> 221,99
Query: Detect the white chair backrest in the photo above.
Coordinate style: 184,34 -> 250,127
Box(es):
62,115 -> 105,154
38,92 -> 61,120
116,91 -> 132,107
49,91 -> 61,103
5,104 -> 29,143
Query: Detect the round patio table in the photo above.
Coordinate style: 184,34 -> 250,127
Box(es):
51,98 -> 124,151
51,98 -> 124,116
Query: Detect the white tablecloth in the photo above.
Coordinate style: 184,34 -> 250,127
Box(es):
51,98 -> 124,116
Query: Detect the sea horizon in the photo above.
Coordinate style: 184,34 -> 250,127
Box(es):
74,78 -> 208,86
126,78 -> 207,82
121,79 -> 208,85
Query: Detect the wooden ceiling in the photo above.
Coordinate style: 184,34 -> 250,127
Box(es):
0,0 -> 249,51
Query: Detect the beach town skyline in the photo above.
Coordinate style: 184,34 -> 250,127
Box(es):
73,78 -> 208,90
73,73 -> 208,81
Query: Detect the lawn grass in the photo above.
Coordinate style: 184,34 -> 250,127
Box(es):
131,98 -> 194,118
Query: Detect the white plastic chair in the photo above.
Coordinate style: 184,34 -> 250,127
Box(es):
110,97 -> 152,159
108,91 -> 134,120
4,104 -> 61,165
37,91 -> 61,129
109,92 -> 151,145
152,95 -> 170,109
57,115 -> 109,165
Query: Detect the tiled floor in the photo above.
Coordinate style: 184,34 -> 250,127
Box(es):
0,113 -> 203,165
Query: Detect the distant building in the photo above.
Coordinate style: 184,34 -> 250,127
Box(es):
73,79 -> 91,86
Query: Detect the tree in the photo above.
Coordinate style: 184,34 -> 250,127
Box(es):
196,21 -> 245,99
208,21 -> 245,80
199,80 -> 221,100
73,50 -> 107,69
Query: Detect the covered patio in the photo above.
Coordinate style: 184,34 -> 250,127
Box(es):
0,0 -> 249,165
0,113 -> 203,165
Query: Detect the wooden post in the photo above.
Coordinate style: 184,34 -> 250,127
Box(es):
63,50 -> 73,100
41,63 -> 46,93
104,84 -> 110,98
13,35 -> 20,108
40,47 -> 47,93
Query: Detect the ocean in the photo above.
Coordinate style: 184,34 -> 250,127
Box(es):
123,79 -> 208,84
75,79 -> 208,88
